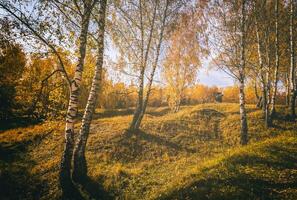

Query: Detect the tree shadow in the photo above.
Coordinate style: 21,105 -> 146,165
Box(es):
136,130 -> 196,153
0,130 -> 53,162
146,107 -> 171,116
0,149 -> 49,199
0,117 -> 42,132
76,175 -> 113,200
160,141 -> 297,200
270,111 -> 297,131
92,108 -> 134,120
227,107 -> 259,116
60,180 -> 85,200
191,108 -> 225,118
272,112 -> 296,122
91,107 -> 174,120
60,175 -> 112,200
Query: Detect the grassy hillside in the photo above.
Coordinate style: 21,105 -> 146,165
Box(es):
0,103 -> 297,199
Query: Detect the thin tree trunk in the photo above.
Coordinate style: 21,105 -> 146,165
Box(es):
129,67 -> 145,132
256,96 -> 263,108
265,28 -> 272,123
72,0 -> 107,183
286,72 -> 290,106
289,0 -> 296,118
270,0 -> 279,117
129,0 -> 158,132
255,20 -> 271,127
27,69 -> 62,118
239,80 -> 248,145
133,0 -> 169,129
254,80 -> 259,102
239,0 -> 248,145
59,3 -> 94,196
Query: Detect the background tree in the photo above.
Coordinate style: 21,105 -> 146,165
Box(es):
210,0 -> 250,145
270,0 -> 280,118
0,19 -> 26,120
110,0 -> 182,132
289,0 -> 296,118
163,14 -> 205,112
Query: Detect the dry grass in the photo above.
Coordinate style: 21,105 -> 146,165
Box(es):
1,103 -> 297,199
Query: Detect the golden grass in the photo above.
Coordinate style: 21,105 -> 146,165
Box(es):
1,103 -> 297,199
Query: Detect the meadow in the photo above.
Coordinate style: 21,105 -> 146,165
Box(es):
1,103 -> 297,199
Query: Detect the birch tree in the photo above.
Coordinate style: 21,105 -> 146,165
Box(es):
58,0 -> 98,196
253,0 -> 273,128
210,0 -> 250,145
238,0 -> 248,145
110,0 -> 183,132
163,14 -> 206,112
289,0 -> 296,118
72,0 -> 107,183
270,0 -> 279,117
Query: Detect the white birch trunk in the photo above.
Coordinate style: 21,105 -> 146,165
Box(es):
255,20 -> 271,128
134,0 -> 169,129
270,0 -> 279,117
239,0 -> 248,145
59,2 -> 96,195
289,0 -> 296,118
72,0 -> 107,182
129,0 -> 158,131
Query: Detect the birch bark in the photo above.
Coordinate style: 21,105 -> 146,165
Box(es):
270,0 -> 279,117
72,0 -> 107,182
59,1 -> 97,194
239,0 -> 248,145
133,0 -> 169,129
289,0 -> 296,118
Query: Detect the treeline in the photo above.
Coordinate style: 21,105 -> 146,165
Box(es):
0,35 -> 288,120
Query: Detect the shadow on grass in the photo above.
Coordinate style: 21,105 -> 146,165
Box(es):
0,130 -> 53,162
0,129 -> 57,199
0,117 -> 42,132
146,107 -> 171,116
78,175 -> 113,200
92,108 -> 134,120
190,108 -> 225,118
0,152 -> 48,199
137,130 -> 196,153
160,140 -> 297,200
60,175 -> 112,200
92,107 -> 173,120
227,107 -> 259,116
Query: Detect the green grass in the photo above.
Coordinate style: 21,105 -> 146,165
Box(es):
0,103 -> 297,199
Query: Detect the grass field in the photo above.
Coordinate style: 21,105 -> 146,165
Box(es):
1,103 -> 297,199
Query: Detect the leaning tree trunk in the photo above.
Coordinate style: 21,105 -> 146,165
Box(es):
255,20 -> 270,127
129,0 -> 158,132
270,0 -> 279,117
129,68 -> 145,132
59,5 -> 93,196
133,0 -> 169,129
239,0 -> 248,145
72,0 -> 107,183
289,0 -> 296,118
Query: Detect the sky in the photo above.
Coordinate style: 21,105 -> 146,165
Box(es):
197,66 -> 234,87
